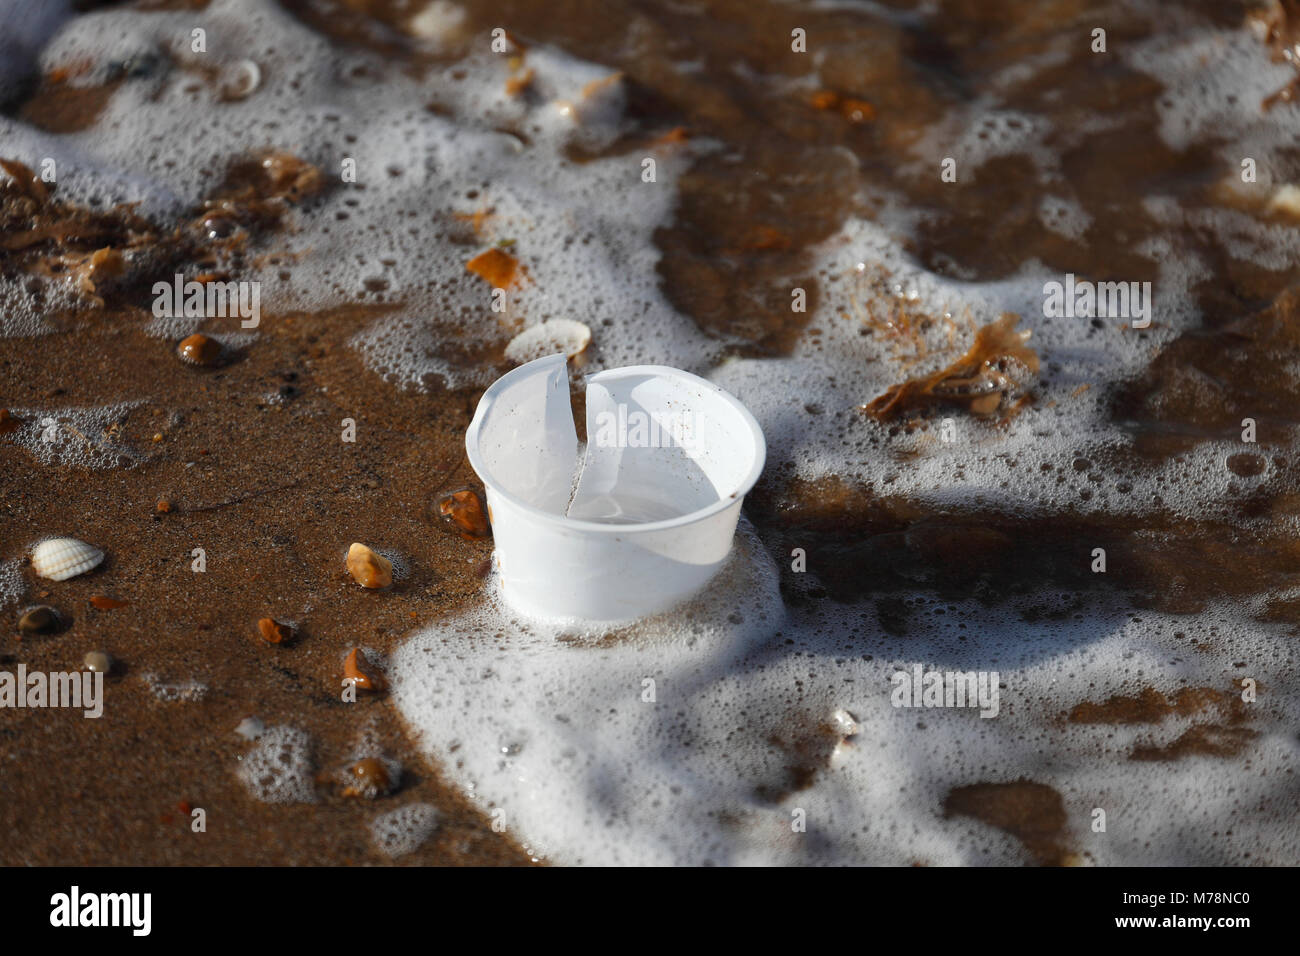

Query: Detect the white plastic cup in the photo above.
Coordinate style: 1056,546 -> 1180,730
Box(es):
465,353 -> 766,622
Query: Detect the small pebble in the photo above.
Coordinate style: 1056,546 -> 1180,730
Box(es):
344,647 -> 386,692
177,333 -> 222,367
235,716 -> 265,740
18,605 -> 60,635
203,215 -> 236,239
257,617 -> 293,644
342,757 -> 393,799
83,650 -> 112,673
831,708 -> 861,737
346,542 -> 392,589
89,595 -> 128,610
220,59 -> 262,101
156,498 -> 172,513
438,489 -> 490,539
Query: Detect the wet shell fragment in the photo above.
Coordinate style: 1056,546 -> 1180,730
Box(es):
31,537 -> 104,581
219,59 -> 262,101
466,247 -> 518,288
438,489 -> 490,539
18,605 -> 60,635
346,543 -> 392,589
342,757 -> 393,799
257,617 -> 293,644
503,319 -> 591,365
344,647 -> 386,692
235,716 -> 266,740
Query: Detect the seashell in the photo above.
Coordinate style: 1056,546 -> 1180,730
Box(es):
220,59 -> 261,101
31,537 -> 104,581
466,247 -> 518,288
343,647 -> 386,692
503,319 -> 591,365
831,708 -> 861,737
346,542 -> 392,589
178,333 -> 223,367
18,605 -> 60,635
235,716 -> 265,740
341,757 -> 393,799
203,215 -> 236,239
257,617 -> 293,644
437,489 -> 490,539
1266,184 -> 1300,218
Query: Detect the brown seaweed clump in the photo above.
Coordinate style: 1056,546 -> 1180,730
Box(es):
862,313 -> 1039,421
0,157 -> 156,306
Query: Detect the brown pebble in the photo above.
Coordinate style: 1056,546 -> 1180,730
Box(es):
342,757 -> 392,798
177,333 -> 222,367
257,617 -> 293,644
83,650 -> 112,673
18,605 -> 59,635
346,542 -> 392,589
438,489 -> 491,539
156,498 -> 172,513
343,647 -> 386,692
89,595 -> 128,610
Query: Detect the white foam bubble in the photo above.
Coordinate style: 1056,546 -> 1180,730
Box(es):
0,559 -> 25,611
141,673 -> 209,703
5,402 -> 145,469
10,0 -> 705,389
393,520 -> 1300,864
238,725 -> 316,804
1038,194 -> 1091,241
369,802 -> 441,857
1123,9 -> 1296,164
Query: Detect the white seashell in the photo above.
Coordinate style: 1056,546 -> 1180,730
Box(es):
1266,184 -> 1300,218
831,708 -> 860,737
504,319 -> 592,365
30,537 -> 104,581
221,59 -> 261,101
407,0 -> 466,45
235,716 -> 266,741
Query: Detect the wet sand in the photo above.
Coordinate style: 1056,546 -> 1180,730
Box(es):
3,0 -> 1300,865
